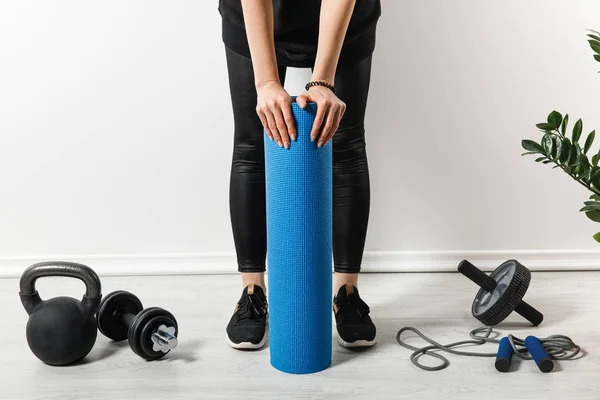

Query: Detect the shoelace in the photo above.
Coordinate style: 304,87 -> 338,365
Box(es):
335,294 -> 371,323
235,293 -> 266,322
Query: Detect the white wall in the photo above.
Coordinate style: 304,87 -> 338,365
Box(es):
1,0 -> 600,275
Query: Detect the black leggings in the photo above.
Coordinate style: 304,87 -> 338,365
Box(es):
226,47 -> 371,274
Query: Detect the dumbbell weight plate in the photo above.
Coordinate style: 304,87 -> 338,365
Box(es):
97,291 -> 144,341
128,307 -> 178,361
472,260 -> 531,326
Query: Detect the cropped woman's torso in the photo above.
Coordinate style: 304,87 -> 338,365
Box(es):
219,0 -> 381,67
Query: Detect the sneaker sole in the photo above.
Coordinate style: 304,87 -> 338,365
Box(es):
337,336 -> 377,348
226,332 -> 267,350
226,318 -> 269,350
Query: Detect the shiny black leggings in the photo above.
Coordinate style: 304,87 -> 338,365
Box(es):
226,48 -> 371,274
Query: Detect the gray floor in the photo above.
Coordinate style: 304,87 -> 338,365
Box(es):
2,272 -> 599,400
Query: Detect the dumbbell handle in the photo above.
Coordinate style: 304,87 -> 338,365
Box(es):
514,300 -> 544,326
121,312 -> 135,328
458,260 -> 497,292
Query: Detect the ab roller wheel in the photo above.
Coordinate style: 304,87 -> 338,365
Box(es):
458,259 -> 543,326
97,290 -> 178,361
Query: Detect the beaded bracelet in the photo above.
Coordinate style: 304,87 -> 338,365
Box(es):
305,81 -> 336,94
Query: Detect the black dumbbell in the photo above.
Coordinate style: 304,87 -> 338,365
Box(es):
458,259 -> 543,326
96,290 -> 178,360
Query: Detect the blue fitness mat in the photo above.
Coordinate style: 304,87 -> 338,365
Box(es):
264,101 -> 333,374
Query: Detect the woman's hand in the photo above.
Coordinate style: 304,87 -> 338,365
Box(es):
296,86 -> 346,148
256,81 -> 296,149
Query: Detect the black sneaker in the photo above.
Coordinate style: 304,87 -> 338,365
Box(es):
226,284 -> 268,350
333,284 -> 377,348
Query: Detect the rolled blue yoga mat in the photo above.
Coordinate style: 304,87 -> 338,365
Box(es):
264,100 -> 333,374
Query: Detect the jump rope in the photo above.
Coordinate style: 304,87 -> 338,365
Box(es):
396,325 -> 581,372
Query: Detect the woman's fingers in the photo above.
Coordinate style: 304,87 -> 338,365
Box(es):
323,103 -> 345,147
271,104 -> 290,149
281,100 -> 297,141
311,101 -> 328,142
296,94 -> 309,109
327,109 -> 342,147
257,108 -> 273,140
265,111 -> 282,147
317,106 -> 337,148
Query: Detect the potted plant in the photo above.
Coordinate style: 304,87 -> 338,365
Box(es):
522,30 -> 600,241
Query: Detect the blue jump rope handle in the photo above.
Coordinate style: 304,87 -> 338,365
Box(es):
525,336 -> 554,373
495,337 -> 514,372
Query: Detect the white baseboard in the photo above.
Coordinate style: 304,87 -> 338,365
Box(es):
1,249 -> 600,278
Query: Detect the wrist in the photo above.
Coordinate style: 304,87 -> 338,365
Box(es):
255,79 -> 281,90
309,76 -> 335,87
310,69 -> 335,86
305,80 -> 336,94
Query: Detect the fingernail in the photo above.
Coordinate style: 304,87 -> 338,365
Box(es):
291,133 -> 297,141
317,141 -> 322,148
284,141 -> 289,149
277,140 -> 283,147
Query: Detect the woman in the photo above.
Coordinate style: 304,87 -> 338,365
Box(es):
219,0 -> 381,350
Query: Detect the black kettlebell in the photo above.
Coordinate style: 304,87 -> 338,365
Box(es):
19,261 -> 102,366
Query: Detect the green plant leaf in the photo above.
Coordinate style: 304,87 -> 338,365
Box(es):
595,54 -> 600,62
554,136 -> 563,159
568,145 -> 582,168
536,122 -> 556,131
588,34 -> 600,42
591,194 -> 600,201
584,167 -> 593,183
522,140 -> 545,154
593,154 -> 599,167
582,153 -> 590,166
579,162 -> 589,180
561,114 -> 569,136
522,151 -> 538,156
565,146 -> 575,166
535,156 -> 546,162
594,232 -> 600,243
560,138 -> 571,163
542,160 -> 553,164
590,168 -> 600,183
578,154 -> 590,179
593,174 -> 600,191
586,211 -> 600,222
589,40 -> 600,54
542,134 -> 554,157
580,204 -> 600,212
583,200 -> 600,206
585,130 -> 596,153
573,119 -> 583,143
547,111 -> 563,130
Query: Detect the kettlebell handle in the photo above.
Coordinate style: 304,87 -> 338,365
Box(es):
19,261 -> 102,298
